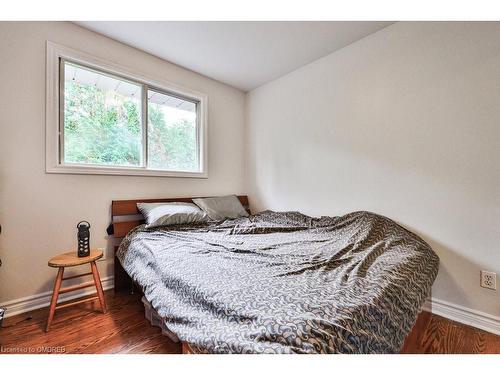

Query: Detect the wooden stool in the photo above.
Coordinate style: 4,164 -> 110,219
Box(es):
46,249 -> 107,332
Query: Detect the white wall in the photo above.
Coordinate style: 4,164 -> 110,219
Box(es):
0,22 -> 246,303
246,22 -> 500,317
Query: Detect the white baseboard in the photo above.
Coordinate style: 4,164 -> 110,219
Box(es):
1,276 -> 114,318
422,297 -> 500,336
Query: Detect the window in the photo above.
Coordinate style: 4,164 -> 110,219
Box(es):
147,89 -> 199,172
46,42 -> 207,177
63,62 -> 143,168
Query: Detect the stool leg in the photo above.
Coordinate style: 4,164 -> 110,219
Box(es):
46,267 -> 64,332
90,261 -> 107,313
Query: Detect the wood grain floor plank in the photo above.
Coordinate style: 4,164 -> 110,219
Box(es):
404,313 -> 500,354
400,311 -> 432,353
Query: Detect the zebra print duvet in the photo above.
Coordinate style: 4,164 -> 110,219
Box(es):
117,210 -> 439,353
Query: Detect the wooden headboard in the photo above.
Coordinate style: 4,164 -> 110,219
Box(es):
110,195 -> 250,291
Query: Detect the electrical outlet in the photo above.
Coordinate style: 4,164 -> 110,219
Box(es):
480,270 -> 497,290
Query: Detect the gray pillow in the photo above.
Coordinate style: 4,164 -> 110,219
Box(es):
192,195 -> 249,221
137,202 -> 209,228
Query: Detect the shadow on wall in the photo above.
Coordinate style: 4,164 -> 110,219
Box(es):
402,223 -> 488,311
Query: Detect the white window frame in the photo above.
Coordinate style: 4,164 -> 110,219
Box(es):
46,41 -> 208,178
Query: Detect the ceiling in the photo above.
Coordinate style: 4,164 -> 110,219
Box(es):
76,22 -> 393,92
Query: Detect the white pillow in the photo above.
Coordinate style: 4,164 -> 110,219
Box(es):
137,202 -> 209,228
192,195 -> 249,221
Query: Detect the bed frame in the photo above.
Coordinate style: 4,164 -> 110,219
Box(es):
110,195 -> 250,293
109,195 -> 425,354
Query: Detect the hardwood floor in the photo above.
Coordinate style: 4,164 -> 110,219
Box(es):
1,291 -> 498,354
0,291 -> 181,354
402,311 -> 500,354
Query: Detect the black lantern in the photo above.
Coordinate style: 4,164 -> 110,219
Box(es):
77,221 -> 91,257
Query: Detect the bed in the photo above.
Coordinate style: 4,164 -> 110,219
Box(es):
110,196 -> 439,354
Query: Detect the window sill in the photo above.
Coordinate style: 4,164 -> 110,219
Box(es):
46,164 -> 208,179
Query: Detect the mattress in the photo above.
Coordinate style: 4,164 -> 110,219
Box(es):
117,210 -> 439,353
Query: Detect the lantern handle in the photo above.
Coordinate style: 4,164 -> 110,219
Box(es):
77,221 -> 91,228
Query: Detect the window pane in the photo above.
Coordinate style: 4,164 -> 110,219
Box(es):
147,90 -> 198,171
63,61 -> 142,167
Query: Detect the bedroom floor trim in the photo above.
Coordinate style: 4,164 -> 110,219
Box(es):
423,297 -> 500,336
0,276 -> 114,318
